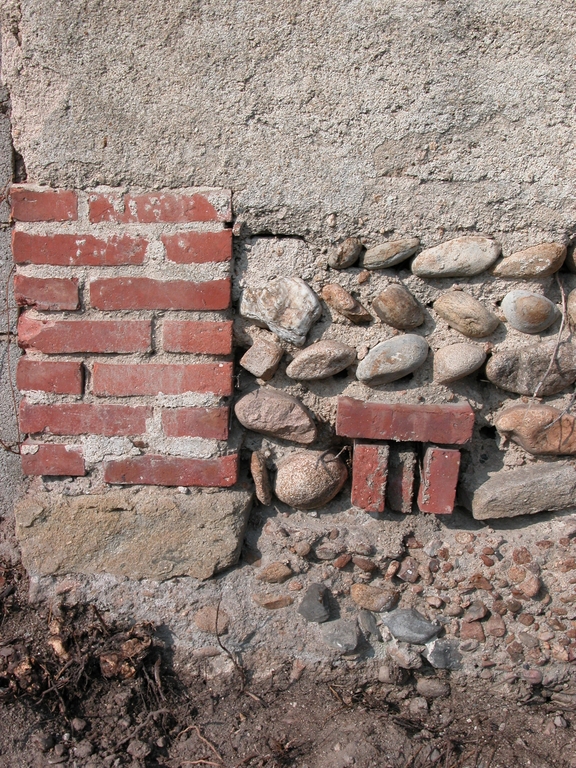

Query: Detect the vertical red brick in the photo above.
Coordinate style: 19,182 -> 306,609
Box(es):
12,232 -> 148,266
10,186 -> 78,222
163,320 -> 233,355
387,445 -> 417,514
417,446 -> 461,514
351,442 -> 389,513
21,443 -> 85,476
104,453 -> 238,487
90,277 -> 231,311
162,407 -> 229,440
14,275 -> 80,311
162,230 -> 232,263
17,359 -> 84,395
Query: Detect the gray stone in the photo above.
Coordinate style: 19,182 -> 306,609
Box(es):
495,404 -> 576,455
433,343 -> 486,383
485,342 -> 576,396
416,678 -> 451,698
491,243 -> 566,278
358,609 -> 382,641
240,333 -> 284,381
501,290 -> 558,334
321,283 -> 372,324
434,291 -> 499,338
423,638 -> 462,670
362,238 -> 420,270
14,488 -> 253,581
234,388 -> 317,444
274,451 -> 348,509
356,335 -> 429,385
285,339 -> 356,380
372,283 -> 424,330
412,236 -> 501,278
321,619 -> 360,652
381,608 -> 440,644
297,583 -> 330,623
328,237 -> 363,269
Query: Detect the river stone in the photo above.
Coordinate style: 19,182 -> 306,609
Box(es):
372,283 -> 424,330
235,388 -> 317,444
412,236 -> 501,278
240,276 -> 321,346
495,404 -> 576,455
423,638 -> 462,670
433,343 -> 486,384
362,238 -> 420,270
491,243 -> 566,278
285,340 -> 356,380
358,610 -> 382,640
434,292 -> 499,338
472,463 -> 576,520
350,584 -> 399,612
381,608 -> 440,644
356,335 -> 429,385
328,237 -> 363,269
321,619 -> 359,652
416,678 -> 451,698
485,342 -> 576,396
321,283 -> 371,324
501,290 -> 558,334
297,583 -> 330,623
274,451 -> 348,509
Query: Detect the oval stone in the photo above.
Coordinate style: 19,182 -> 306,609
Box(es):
235,388 -> 317,444
433,343 -> 486,384
491,243 -> 566,278
350,584 -> 398,612
412,236 -> 501,278
356,335 -> 429,385
372,283 -> 424,330
328,237 -> 363,269
362,238 -> 420,270
274,451 -> 348,509
501,291 -> 558,334
286,340 -> 356,380
434,292 -> 499,338
495,404 -> 576,455
485,342 -> 576,396
321,283 -> 371,324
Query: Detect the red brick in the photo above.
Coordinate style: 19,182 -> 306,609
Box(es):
20,401 -> 150,436
17,359 -> 83,395
351,442 -> 389,513
336,398 -> 475,445
417,447 -> 461,514
162,230 -> 232,263
14,275 -> 80,311
18,314 -> 151,354
162,407 -> 229,440
88,190 -> 232,223
12,232 -> 147,266
10,186 -> 78,222
163,320 -> 233,355
90,277 -> 231,311
104,453 -> 238,487
92,362 -> 233,396
21,443 -> 85,476
387,445 -> 417,514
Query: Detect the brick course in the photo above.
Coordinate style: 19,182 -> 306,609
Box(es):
14,275 -> 80,311
21,443 -> 85,476
10,187 -> 78,222
90,277 -> 231,311
104,454 -> 238,487
13,232 -> 148,266
17,359 -> 84,395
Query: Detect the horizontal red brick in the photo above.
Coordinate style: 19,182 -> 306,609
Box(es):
17,359 -> 83,395
14,275 -> 80,311
18,314 -> 151,354
162,407 -> 229,440
20,401 -> 151,436
351,442 -> 389,513
336,398 -> 475,445
417,447 -> 461,514
163,320 -> 233,355
10,186 -> 78,222
21,443 -> 85,476
12,232 -> 148,266
89,190 -> 232,223
104,453 -> 238,487
90,277 -> 231,311
92,362 -> 233,396
387,445 -> 417,514
162,230 -> 232,263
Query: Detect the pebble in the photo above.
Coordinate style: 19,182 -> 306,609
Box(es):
297,583 -> 330,623
518,632 -> 539,649
486,613 -> 507,637
491,243 -> 566,278
408,697 -> 429,718
434,292 -> 499,338
427,596 -> 444,608
193,606 -> 230,635
363,238 -> 420,269
71,719 -> 87,733
485,342 -> 576,396
240,333 -> 284,380
127,740 -> 151,760
423,638 -> 462,670
321,619 -> 359,652
74,741 -> 94,759
240,276 -> 322,346
356,334 -> 429,385
250,451 -> 272,505
411,236 -> 501,278
397,557 -> 420,583
350,584 -> 399,612
256,562 -> 293,584
293,541 -> 311,558
433,343 -> 486,384
372,283 -> 424,330
388,641 -> 423,669
378,664 -> 408,684
252,593 -> 294,610
328,237 -> 363,269
416,678 -> 451,698
274,451 -> 348,509
501,290 -> 558,334
460,620 -> 485,642
519,574 -> 542,598
285,339 -> 356,380
235,388 -> 317,444
521,668 -> 543,685
352,556 -> 377,572
460,639 -> 479,652
495,404 -> 576,456
333,553 -> 352,568
358,609 -> 382,640
463,600 -> 488,622
321,283 -> 372,323
381,608 -> 440,644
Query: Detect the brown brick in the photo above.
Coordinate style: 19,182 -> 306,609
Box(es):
12,232 -> 148,266
18,314 -> 151,354
20,401 -> 150,436
90,277 -> 231,311
21,443 -> 85,476
92,362 -> 233,396
14,275 -> 80,311
351,442 -> 389,513
10,186 -> 78,222
162,230 -> 232,263
162,407 -> 229,440
417,446 -> 461,514
163,320 -> 233,355
104,453 -> 238,487
17,359 -> 83,395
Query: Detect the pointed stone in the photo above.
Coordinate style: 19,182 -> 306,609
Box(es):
321,283 -> 372,324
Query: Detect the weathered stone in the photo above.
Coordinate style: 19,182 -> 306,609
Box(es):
491,243 -> 566,278
328,237 -> 363,269
423,638 -> 462,670
485,613 -> 506,637
252,593 -> 294,610
372,283 -> 424,330
412,236 -> 501,278
274,451 -> 348,509
519,574 -> 541,598
472,463 -> 576,519
433,343 -> 486,384
416,678 -> 450,698
350,584 -> 399,612
234,388 -> 317,444
434,292 -> 499,338
285,339 -> 356,380
460,620 -> 485,641
193,606 -> 230,635
486,342 -> 576,396
240,277 -> 321,346
352,555 -> 377,572
256,562 -> 293,583
356,335 -> 429,385
567,289 -> 576,326
387,641 -> 423,669
297,583 -> 330,623
396,557 -> 419,583
321,283 -> 372,324
321,619 -> 359,652
250,451 -> 273,505
14,488 -> 253,581
381,608 -> 440,644
240,333 -> 283,380
462,600 -> 488,622
495,404 -> 576,456
502,290 -> 558,334
358,609 -> 382,640
362,238 -> 420,269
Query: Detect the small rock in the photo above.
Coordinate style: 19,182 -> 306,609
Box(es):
408,696 -> 429,717
495,404 -> 576,456
193,606 -> 230,635
235,388 -> 317,444
31,733 -> 54,753
252,593 -> 294,610
491,243 -> 566,278
286,340 -> 356,380
460,620 -> 485,642
397,557 -> 419,583
485,342 -> 576,396
358,609 -> 382,640
372,284 -> 424,330
240,333 -> 284,380
486,613 -> 507,637
352,556 -> 378,572
433,343 -> 486,384
502,290 -> 558,334
412,236 -> 501,278
356,335 -> 429,385
519,574 -> 542,598
256,562 -> 293,583
333,553 -> 352,569
298,583 -> 330,623
434,292 -> 499,338
74,741 -> 94,759
388,640 -> 423,669
554,715 -> 567,728
315,544 -> 342,560
416,678 -> 450,698
463,600 -> 488,622
363,238 -> 420,269
378,664 -> 408,684
321,283 -> 372,323
381,608 -> 440,644
274,451 -> 348,509
521,668 -> 543,685
321,619 -> 359,652
127,740 -> 152,760
460,639 -> 479,652
518,632 -> 539,649
293,541 -> 311,558
350,584 -> 399,612
427,596 -> 444,609
250,451 -> 272,504
71,719 -> 87,733
423,638 -> 462,670
328,237 -> 363,269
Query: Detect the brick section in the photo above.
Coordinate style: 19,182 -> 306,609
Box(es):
162,230 -> 232,264
89,191 -> 232,223
163,320 -> 233,355
21,443 -> 85,476
336,398 -> 475,445
14,275 -> 80,311
17,359 -> 84,395
104,453 -> 238,487
417,447 -> 461,514
12,232 -> 148,266
20,401 -> 150,436
162,407 -> 229,440
10,187 -> 78,222
18,314 -> 151,354
90,277 -> 231,311
351,442 -> 389,513
387,445 -> 417,514
93,362 -> 233,396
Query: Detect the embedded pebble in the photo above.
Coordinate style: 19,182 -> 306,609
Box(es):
423,638 -> 462,670
495,404 -> 576,456
433,343 -> 486,384
252,594 -> 294,610
321,283 -> 372,323
286,340 -> 356,380
240,332 -> 284,380
235,388 -> 317,444
350,584 -> 399,612
491,243 -> 566,278
486,613 -> 506,637
362,238 -> 420,270
416,678 -> 451,698
485,342 -> 576,396
434,292 -> 499,338
321,619 -> 359,652
240,276 -> 321,346
358,609 -> 382,640
256,562 -> 293,584
297,583 -> 330,623
356,334 -> 429,385
193,606 -> 230,635
397,557 -> 419,583
387,640 -> 423,669
328,237 -> 363,269
501,290 -> 558,334
372,283 -> 424,330
460,620 -> 485,642
250,451 -> 272,504
378,664 -> 409,684
412,236 -> 501,278
381,608 -> 440,644
519,574 -> 541,598
463,600 -> 488,622
274,451 -> 348,509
